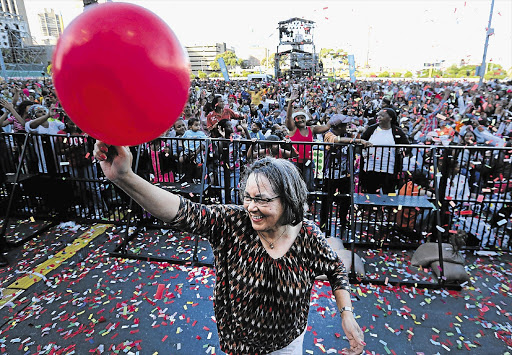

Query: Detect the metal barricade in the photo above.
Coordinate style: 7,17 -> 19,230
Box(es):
3,132 -> 511,286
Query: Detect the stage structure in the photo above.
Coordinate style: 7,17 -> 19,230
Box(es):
0,9 -> 49,78
275,17 -> 318,78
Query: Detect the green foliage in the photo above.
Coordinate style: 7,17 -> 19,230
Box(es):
484,67 -> 507,80
241,71 -> 250,77
319,48 -> 348,59
419,68 -> 443,78
189,72 -> 197,80
408,62 -> 506,79
208,72 -> 220,78
445,64 -> 459,76
378,71 -> 389,78
261,53 -> 275,67
197,70 -> 207,79
210,51 -> 242,70
391,72 -> 402,78
262,53 -> 287,68
404,71 -> 413,78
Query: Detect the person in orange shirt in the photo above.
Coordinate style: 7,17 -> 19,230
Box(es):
396,171 -> 434,231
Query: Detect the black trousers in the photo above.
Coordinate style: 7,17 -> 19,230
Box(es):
360,171 -> 397,194
319,177 -> 351,234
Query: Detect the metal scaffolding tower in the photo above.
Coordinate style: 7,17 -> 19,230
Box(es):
275,18 -> 318,78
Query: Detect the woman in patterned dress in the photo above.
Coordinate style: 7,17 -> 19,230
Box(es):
94,142 -> 365,355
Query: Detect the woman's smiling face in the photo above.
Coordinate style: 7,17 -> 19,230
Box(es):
243,173 -> 284,233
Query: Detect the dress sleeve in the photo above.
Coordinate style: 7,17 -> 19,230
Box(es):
167,196 -> 245,249
306,221 -> 351,292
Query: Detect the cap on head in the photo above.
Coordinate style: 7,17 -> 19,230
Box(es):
383,108 -> 397,123
330,114 -> 351,126
292,111 -> 308,120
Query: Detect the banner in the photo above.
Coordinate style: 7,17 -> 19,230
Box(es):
348,54 -> 356,83
217,57 -> 230,82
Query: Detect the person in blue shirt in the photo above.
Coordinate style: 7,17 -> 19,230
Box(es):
181,117 -> 207,182
249,121 -> 266,140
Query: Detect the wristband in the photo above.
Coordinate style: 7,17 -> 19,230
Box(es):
339,306 -> 353,316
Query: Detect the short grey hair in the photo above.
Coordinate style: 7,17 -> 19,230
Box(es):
239,157 -> 308,226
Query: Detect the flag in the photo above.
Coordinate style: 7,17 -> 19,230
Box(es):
348,54 -> 356,83
217,57 -> 230,82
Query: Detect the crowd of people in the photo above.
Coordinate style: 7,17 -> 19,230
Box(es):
0,76 -> 511,242
157,76 -> 512,249
1,75 -> 511,353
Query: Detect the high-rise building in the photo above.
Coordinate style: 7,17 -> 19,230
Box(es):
186,43 -> 227,74
0,0 -> 32,48
38,8 -> 63,45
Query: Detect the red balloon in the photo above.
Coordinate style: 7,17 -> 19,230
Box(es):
52,3 -> 190,146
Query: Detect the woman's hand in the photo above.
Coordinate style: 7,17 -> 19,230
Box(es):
360,139 -> 372,148
289,91 -> 299,102
341,314 -> 365,355
218,125 -> 226,138
0,98 -> 14,111
93,141 -> 133,183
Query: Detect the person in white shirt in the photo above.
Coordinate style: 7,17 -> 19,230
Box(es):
25,105 -> 65,174
359,108 -> 410,194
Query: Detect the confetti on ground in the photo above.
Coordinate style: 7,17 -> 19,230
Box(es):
0,223 -> 510,354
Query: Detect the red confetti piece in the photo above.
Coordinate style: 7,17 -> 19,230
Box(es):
155,284 -> 165,300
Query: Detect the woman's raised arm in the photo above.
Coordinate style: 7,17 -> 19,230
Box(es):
94,142 -> 181,222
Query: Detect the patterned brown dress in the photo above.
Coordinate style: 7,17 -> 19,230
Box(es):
169,197 -> 350,355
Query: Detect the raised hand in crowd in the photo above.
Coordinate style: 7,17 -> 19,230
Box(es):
0,98 -> 25,126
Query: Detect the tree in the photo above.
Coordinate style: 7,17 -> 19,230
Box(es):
391,72 -> 402,78
209,51 -> 243,70
197,70 -> 207,79
189,72 -> 197,80
404,71 -> 413,78
261,53 -> 276,68
484,64 -> 507,79
262,53 -> 287,68
319,48 -> 347,60
445,64 -> 459,77
378,71 -> 389,78
208,72 -> 220,78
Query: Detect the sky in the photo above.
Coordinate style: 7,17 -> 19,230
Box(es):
23,0 -> 512,71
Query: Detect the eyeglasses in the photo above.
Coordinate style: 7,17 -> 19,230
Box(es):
243,194 -> 280,206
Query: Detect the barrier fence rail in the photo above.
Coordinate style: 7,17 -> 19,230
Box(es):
1,132 -> 511,286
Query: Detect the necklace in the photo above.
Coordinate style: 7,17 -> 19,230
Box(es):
258,226 -> 287,249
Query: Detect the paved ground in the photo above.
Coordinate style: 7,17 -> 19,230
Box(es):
0,219 -> 511,355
